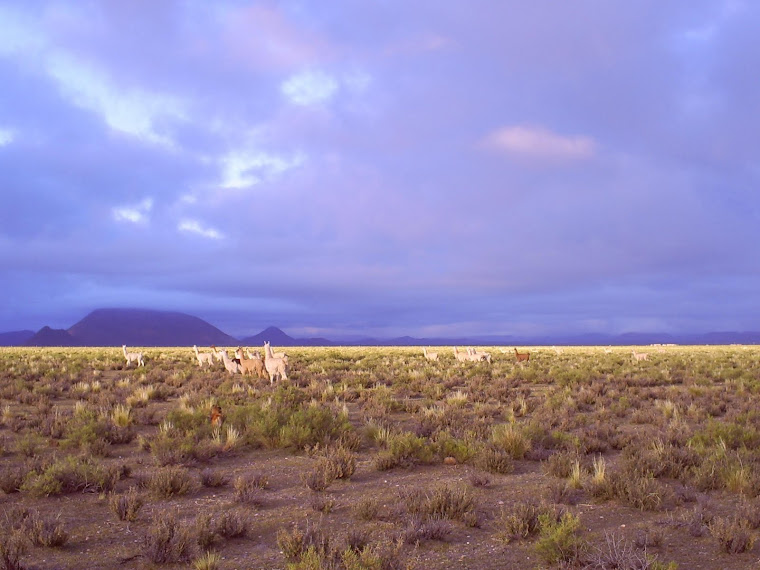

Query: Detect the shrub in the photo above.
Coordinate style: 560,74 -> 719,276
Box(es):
15,433 -> 44,458
199,469 -> 229,488
354,497 -> 382,521
431,431 -> 479,464
543,450 -> 579,478
194,513 -> 216,550
0,466 -> 25,494
468,472 -> 491,488
323,445 -> 357,479
491,423 -> 530,459
424,483 -> 476,523
277,521 -> 330,563
587,532 -> 663,569
0,530 -> 27,570
709,516 -> 756,554
142,510 -> 196,564
279,405 -> 352,449
473,445 -> 514,474
309,494 -> 335,513
20,455 -> 119,497
27,514 -> 68,548
302,458 -> 337,492
497,501 -> 557,543
545,480 -> 582,506
535,512 -> 586,566
214,510 -> 249,539
193,551 -> 222,570
374,431 -> 433,470
146,465 -> 196,499
234,474 -> 266,506
607,469 -> 665,511
109,487 -> 143,522
401,517 -> 452,544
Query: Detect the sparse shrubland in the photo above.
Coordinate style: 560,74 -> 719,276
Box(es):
0,344 -> 758,567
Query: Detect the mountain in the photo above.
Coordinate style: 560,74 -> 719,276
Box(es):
6,307 -> 760,347
24,327 -> 78,347
24,308 -> 238,347
240,326 -> 335,347
0,330 -> 35,346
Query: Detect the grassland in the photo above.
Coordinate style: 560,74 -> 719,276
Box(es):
1,344 -> 760,569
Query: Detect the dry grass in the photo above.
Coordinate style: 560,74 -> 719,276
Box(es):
1,344 -> 759,568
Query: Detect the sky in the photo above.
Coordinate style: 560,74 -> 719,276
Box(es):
1,0 -> 759,340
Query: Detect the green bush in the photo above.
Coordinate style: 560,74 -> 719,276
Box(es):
374,431 -> 433,470
535,512 -> 586,565
20,455 -> 118,497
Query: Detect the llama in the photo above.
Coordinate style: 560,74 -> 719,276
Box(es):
193,345 -> 215,367
122,345 -> 145,367
218,349 -> 241,374
235,347 -> 266,378
468,347 -> 491,363
263,341 -> 288,384
210,345 -> 224,362
423,347 -> 439,361
453,347 -> 470,363
632,350 -> 649,362
210,404 -> 224,428
266,344 -> 288,363
514,348 -> 530,362
245,349 -> 261,360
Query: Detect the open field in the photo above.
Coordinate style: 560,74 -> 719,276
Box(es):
1,344 -> 760,569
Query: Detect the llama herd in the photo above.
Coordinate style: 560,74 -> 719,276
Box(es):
192,342 -> 288,383
446,346 -> 521,363
120,342 -> 655,379
428,346 -> 652,364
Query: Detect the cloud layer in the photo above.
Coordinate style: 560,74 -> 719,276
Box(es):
1,0 -> 758,338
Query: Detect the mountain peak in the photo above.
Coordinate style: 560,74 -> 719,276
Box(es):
241,326 -> 297,346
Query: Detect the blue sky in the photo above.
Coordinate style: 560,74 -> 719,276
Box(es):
1,1 -> 758,339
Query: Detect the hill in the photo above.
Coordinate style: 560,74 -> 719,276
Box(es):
24,309 -> 239,347
23,327 -> 79,347
0,330 -> 35,346
240,326 -> 335,347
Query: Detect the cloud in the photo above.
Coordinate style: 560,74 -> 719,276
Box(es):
46,53 -> 186,147
0,127 -> 14,146
219,150 -> 305,189
482,125 -> 596,160
281,70 -> 339,106
113,198 -> 153,224
178,219 -> 223,240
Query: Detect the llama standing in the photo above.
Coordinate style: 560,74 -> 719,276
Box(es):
193,345 -> 215,367
632,350 -> 649,362
235,347 -> 266,378
210,345 -> 225,362
468,347 -> 491,363
122,345 -> 145,367
453,347 -> 470,363
263,341 -> 288,384
514,348 -> 530,362
423,347 -> 439,361
219,349 -> 241,374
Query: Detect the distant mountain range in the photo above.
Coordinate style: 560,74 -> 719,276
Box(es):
1,308 -> 758,347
